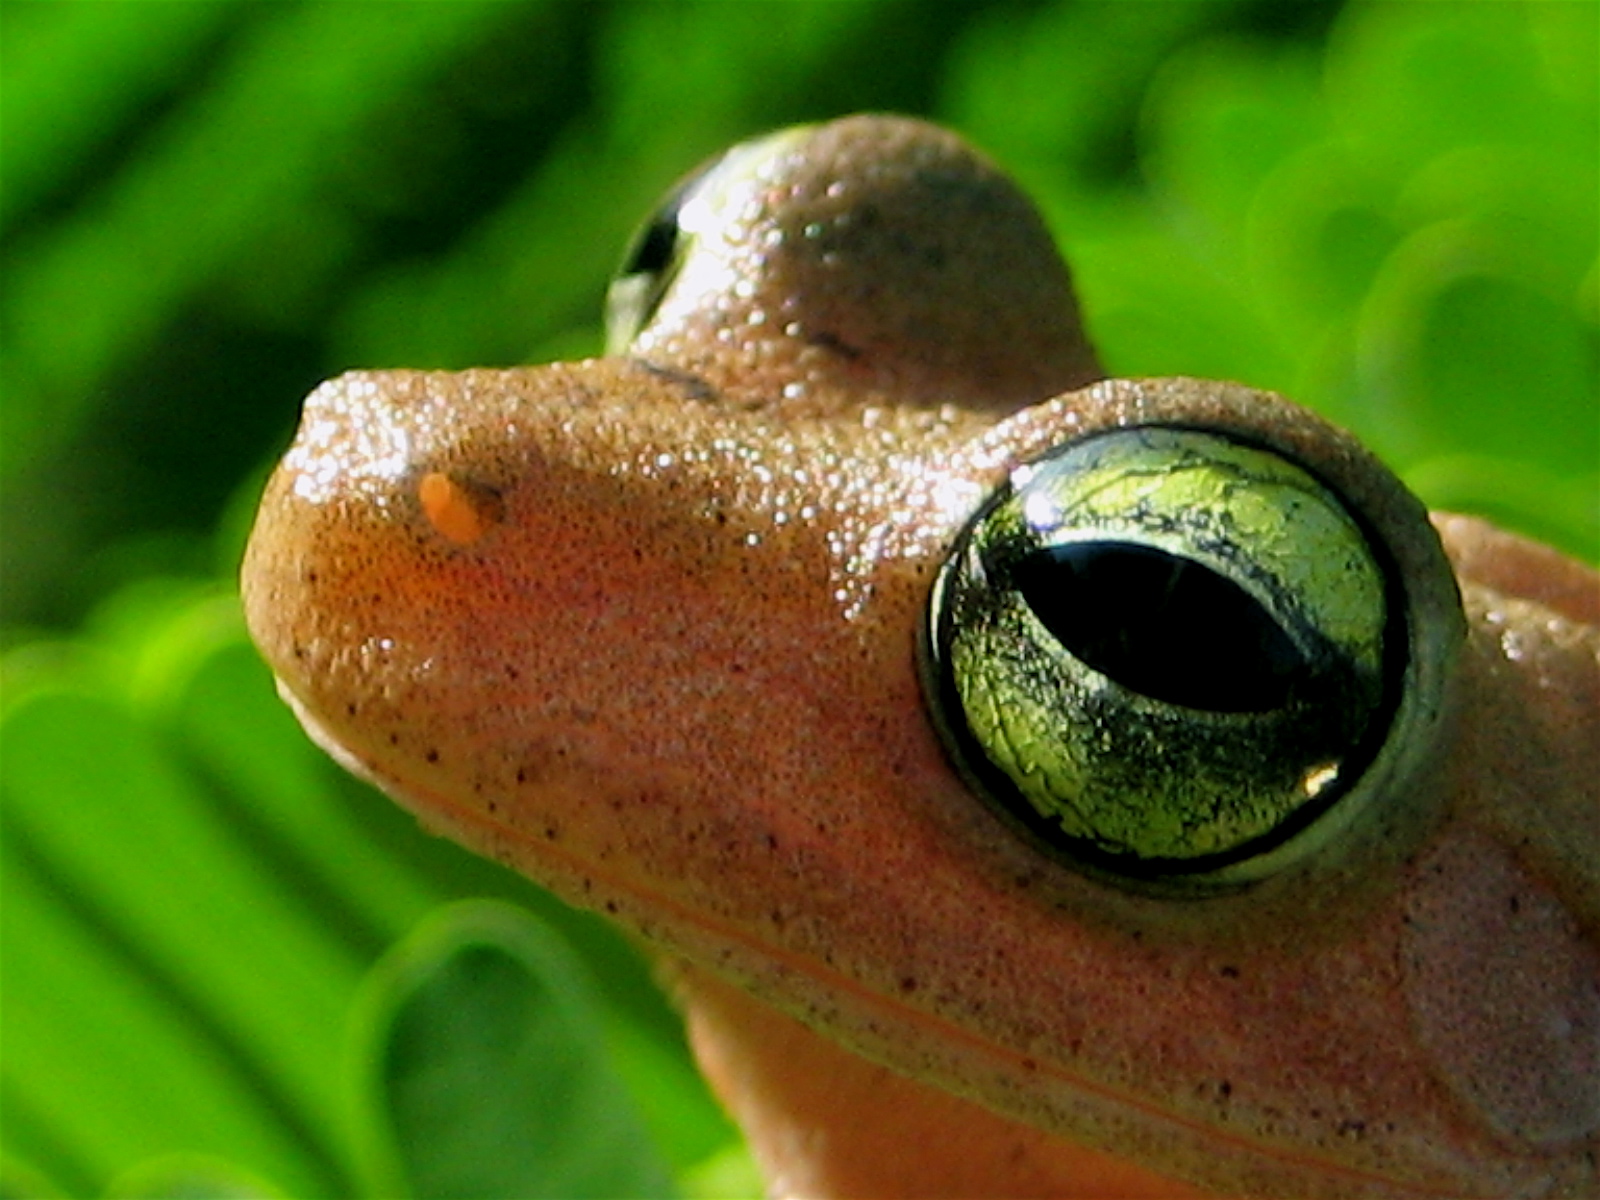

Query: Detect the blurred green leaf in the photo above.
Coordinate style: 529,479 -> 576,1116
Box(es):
0,1153 -> 68,1200
104,1155 -> 285,1200
2,2 -> 524,477
1,586 -> 738,1197
3,688 -> 359,1198
0,2 -> 240,230
354,901 -> 676,1200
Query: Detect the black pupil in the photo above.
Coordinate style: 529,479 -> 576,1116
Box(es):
1014,541 -> 1307,712
618,160 -> 715,282
619,208 -> 680,279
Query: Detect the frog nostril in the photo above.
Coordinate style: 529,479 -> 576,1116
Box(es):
419,472 -> 504,545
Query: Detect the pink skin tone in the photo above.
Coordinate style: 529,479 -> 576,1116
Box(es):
242,117 -> 1598,1198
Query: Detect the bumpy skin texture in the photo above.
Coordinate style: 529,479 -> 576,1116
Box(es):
241,117 -> 1600,1198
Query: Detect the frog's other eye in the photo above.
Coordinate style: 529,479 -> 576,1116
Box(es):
607,126 -> 817,355
923,427 -> 1405,891
605,165 -> 704,355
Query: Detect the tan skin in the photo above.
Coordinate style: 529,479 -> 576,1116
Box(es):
241,117 -> 1599,1198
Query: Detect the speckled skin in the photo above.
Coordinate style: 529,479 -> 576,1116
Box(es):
241,117 -> 1599,1198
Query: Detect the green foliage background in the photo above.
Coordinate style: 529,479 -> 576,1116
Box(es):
2,3 -> 1595,1197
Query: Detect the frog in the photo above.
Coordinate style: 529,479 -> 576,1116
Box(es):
240,115 -> 1600,1198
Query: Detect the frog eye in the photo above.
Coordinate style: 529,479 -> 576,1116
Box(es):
606,126 -> 814,355
923,427 -> 1402,891
605,164 -> 705,355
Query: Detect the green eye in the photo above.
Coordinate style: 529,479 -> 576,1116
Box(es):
924,426 -> 1401,890
605,126 -> 810,354
605,165 -> 702,355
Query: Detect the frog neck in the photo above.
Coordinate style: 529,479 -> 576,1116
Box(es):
667,961 -> 1209,1199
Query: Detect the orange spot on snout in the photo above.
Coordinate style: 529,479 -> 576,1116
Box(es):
419,472 -> 501,544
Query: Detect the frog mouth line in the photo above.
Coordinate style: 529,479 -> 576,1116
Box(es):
273,676 -> 1476,1200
